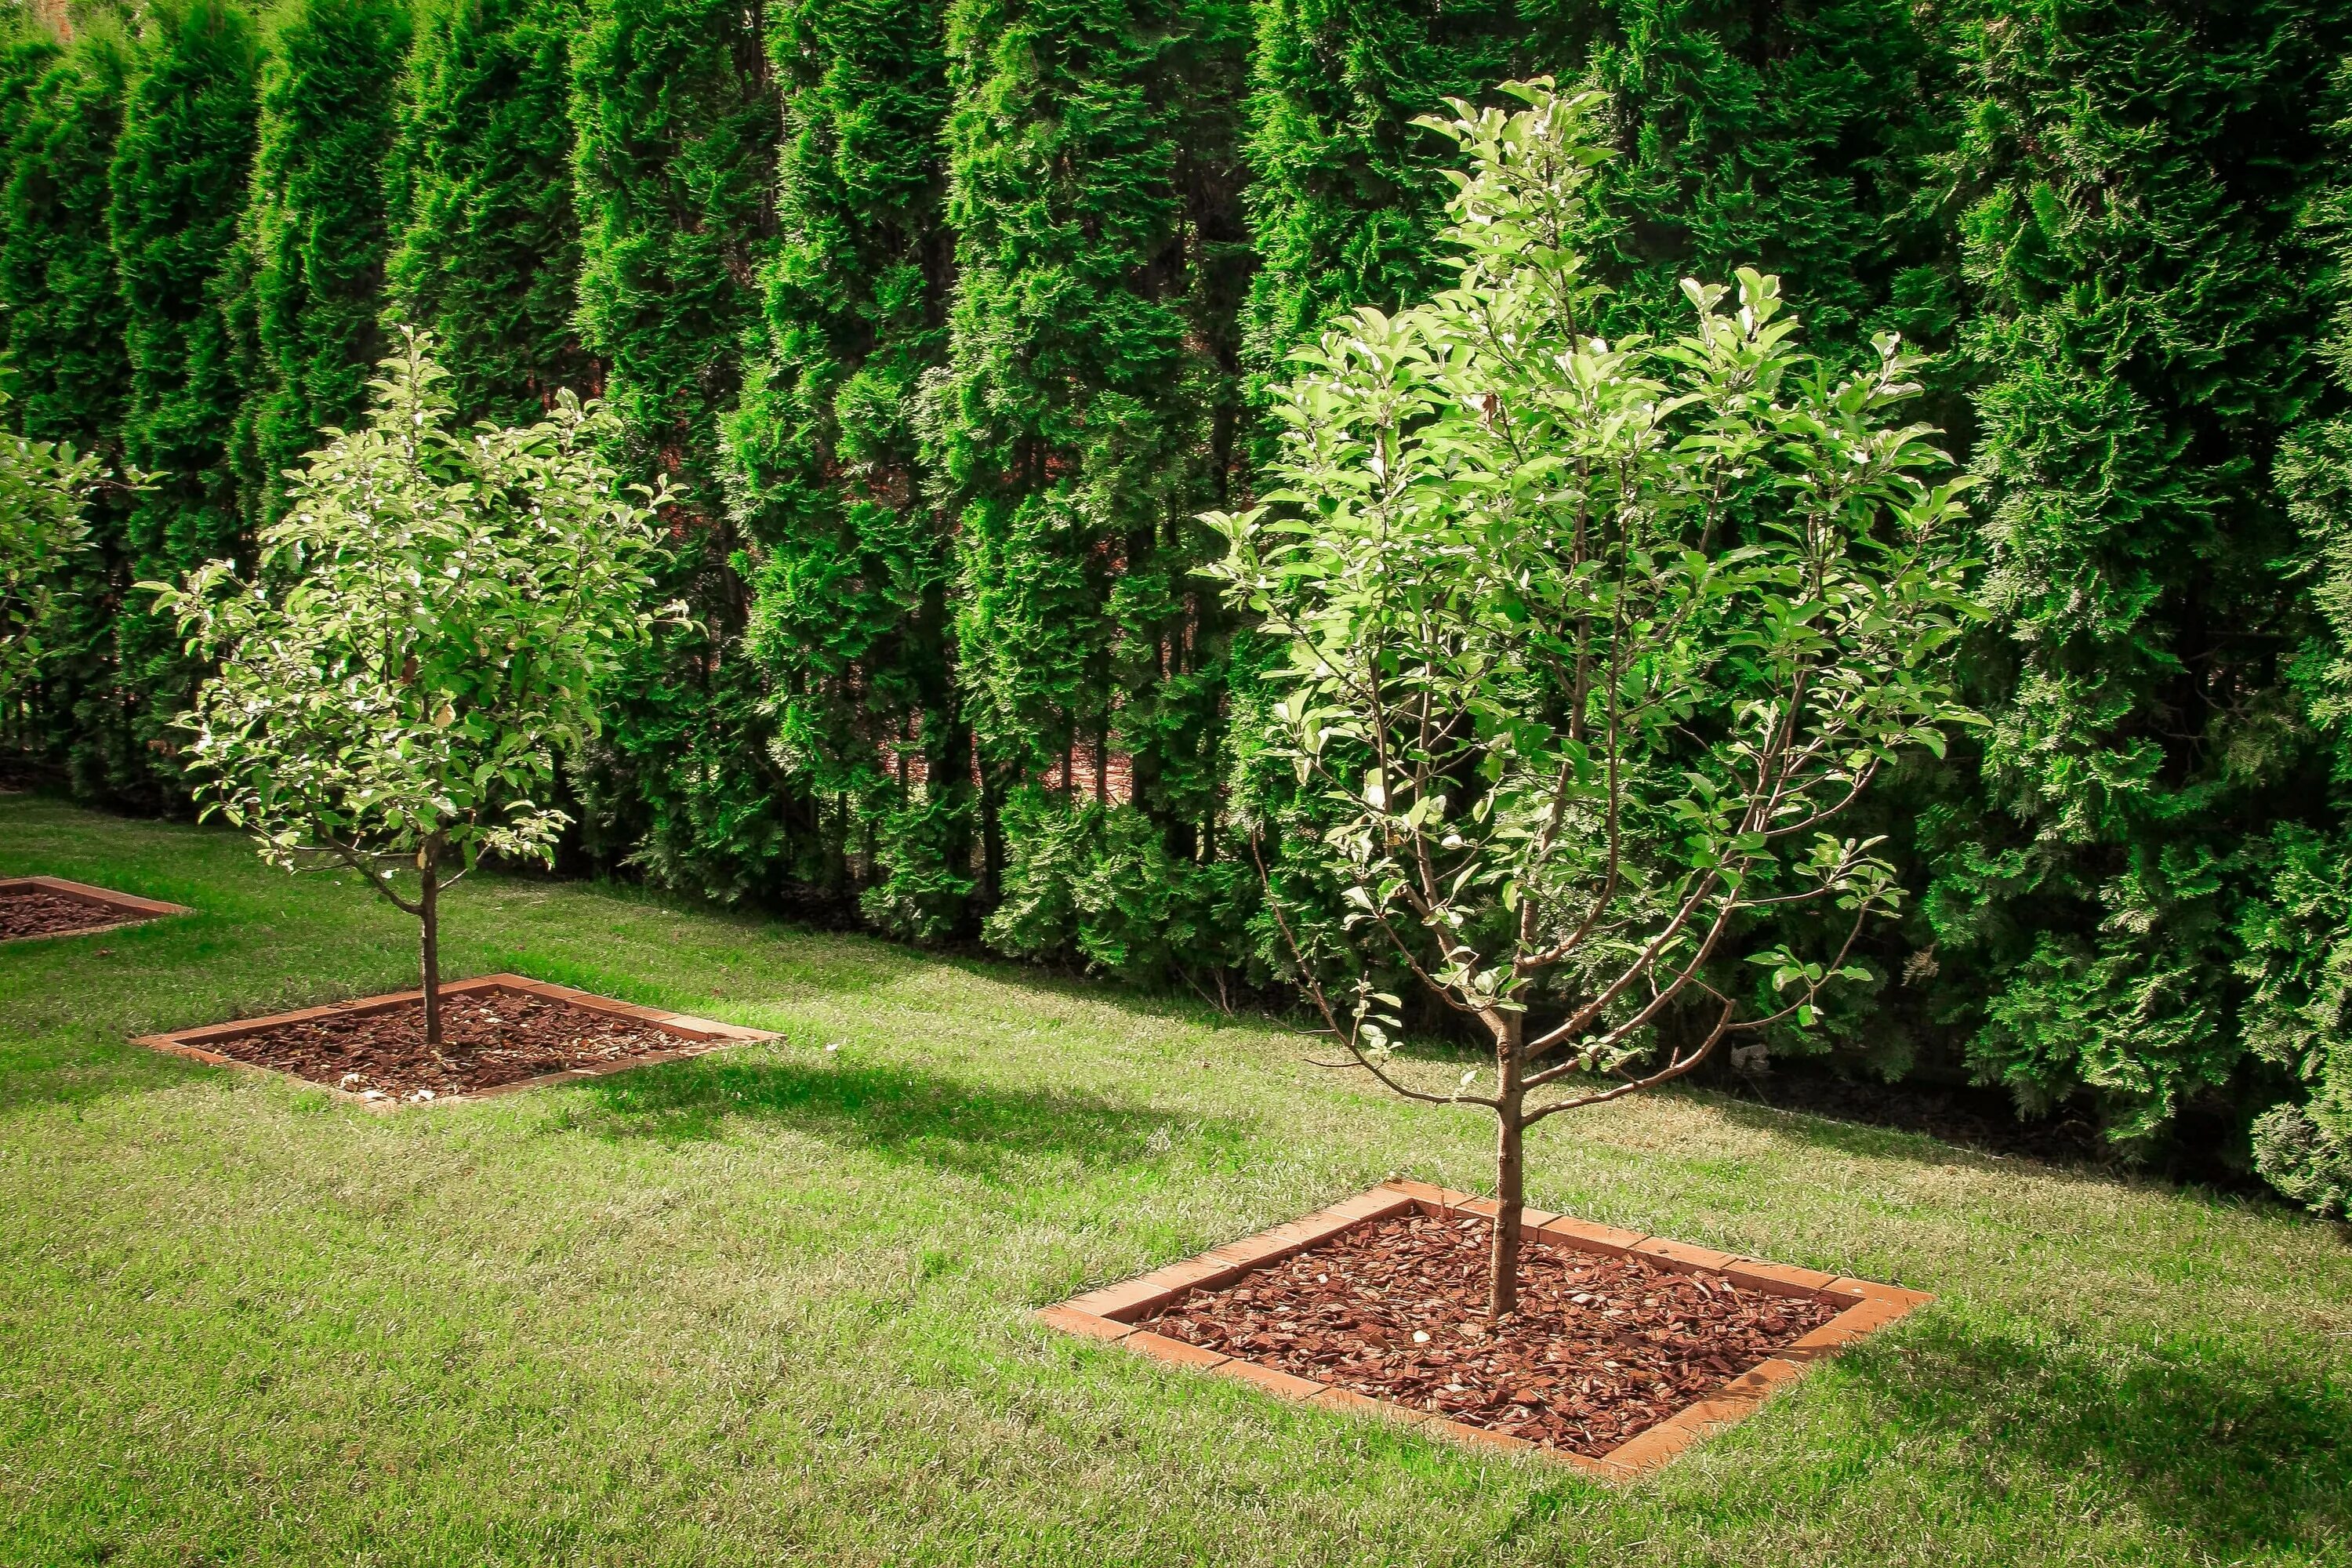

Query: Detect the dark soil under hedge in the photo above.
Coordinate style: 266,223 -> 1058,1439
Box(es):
202,989 -> 688,1102
1144,1209 -> 1837,1456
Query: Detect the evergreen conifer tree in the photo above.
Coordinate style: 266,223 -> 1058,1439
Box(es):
0,27 -> 135,787
386,0 -> 589,426
729,0 -> 971,938
231,0 -> 412,525
936,0 -> 1251,982
1240,0 -> 1955,401
1926,0 -> 2352,1145
568,0 -> 790,901
1575,0 -> 1968,1075
1238,0 -> 1553,419
2,31 -> 129,445
107,0 -> 260,797
1581,0 -> 1958,354
0,27 -> 64,382
2230,60 -> 2352,1215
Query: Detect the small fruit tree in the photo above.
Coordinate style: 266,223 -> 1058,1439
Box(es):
149,331 -> 672,1044
1205,81 -> 1981,1320
0,392 -> 102,725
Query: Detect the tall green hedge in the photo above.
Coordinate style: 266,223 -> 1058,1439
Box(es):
1237,0 -> 1564,426
1237,0 -> 1955,427
230,0 -> 412,525
1581,0 -> 1959,363
105,0 -> 260,800
1923,0 -> 2352,1152
729,0 -> 970,938
935,0 -> 1251,984
567,0 -> 793,902
0,30 -> 64,382
387,0 -> 590,425
2245,61 -> 2352,1217
0,29 -> 133,790
2,32 -> 126,445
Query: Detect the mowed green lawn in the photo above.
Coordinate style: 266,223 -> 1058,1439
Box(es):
2,795 -> 2347,1567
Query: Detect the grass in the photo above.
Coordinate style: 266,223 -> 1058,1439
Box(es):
2,792 -> 2347,1567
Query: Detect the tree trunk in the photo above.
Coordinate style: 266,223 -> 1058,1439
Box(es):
419,834 -> 443,1047
1488,1018 -> 1526,1322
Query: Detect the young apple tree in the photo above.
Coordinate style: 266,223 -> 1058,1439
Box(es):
148,331 -> 673,1044
1205,82 -> 1982,1320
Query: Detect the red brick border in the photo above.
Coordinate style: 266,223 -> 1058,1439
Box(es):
1,875 -> 192,944
131,972 -> 779,1110
1038,1178 -> 1932,1478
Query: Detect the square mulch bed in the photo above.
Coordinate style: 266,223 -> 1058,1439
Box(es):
132,973 -> 779,1108
1,875 -> 191,943
1039,1179 -> 1932,1478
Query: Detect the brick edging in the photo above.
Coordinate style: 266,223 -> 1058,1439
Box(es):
131,972 -> 781,1111
1,875 -> 194,943
1037,1178 -> 1933,1479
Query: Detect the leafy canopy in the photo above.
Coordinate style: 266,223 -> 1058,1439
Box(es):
148,329 -> 673,885
1208,80 -> 1983,1109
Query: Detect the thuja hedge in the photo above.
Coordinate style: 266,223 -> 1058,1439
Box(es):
5,0 -> 2352,1210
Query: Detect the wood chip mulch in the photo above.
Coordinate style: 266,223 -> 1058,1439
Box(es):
1144,1210 -> 1838,1455
202,989 -> 688,1102
0,887 -> 130,940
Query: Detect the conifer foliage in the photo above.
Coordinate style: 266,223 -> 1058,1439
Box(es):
2,31 -> 129,448
1581,0 -> 1958,354
387,0 -> 590,426
105,0 -> 260,797
0,30 -> 133,788
571,0 -> 774,523
938,0 -> 1251,982
568,0 -> 786,901
2240,64 -> 2352,1218
731,0 -> 968,938
1239,0 -> 1558,411
232,0 -> 412,525
1928,0 -> 2352,1145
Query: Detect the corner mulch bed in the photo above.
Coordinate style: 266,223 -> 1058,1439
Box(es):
1,875 -> 191,943
133,973 -> 778,1108
1040,1180 -> 1933,1477
1143,1207 -> 1837,1456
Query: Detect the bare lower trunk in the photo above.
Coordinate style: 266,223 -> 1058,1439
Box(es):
1488,1020 -> 1526,1322
419,836 -> 442,1047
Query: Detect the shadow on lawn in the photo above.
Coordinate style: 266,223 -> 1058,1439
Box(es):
1698,1090 -> 2125,1186
0,1033 -> 198,1117
559,1052 -> 1246,1179
1833,1314 -> 2352,1559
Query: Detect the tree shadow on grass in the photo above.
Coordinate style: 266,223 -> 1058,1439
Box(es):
555,1052 -> 1250,1181
0,1034 -> 206,1119
1836,1312 -> 2351,1560
1693,1087 -> 2153,1191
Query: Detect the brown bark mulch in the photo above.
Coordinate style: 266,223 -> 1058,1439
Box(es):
0,887 -> 129,940
202,989 -> 689,1103
1144,1210 -> 1838,1456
